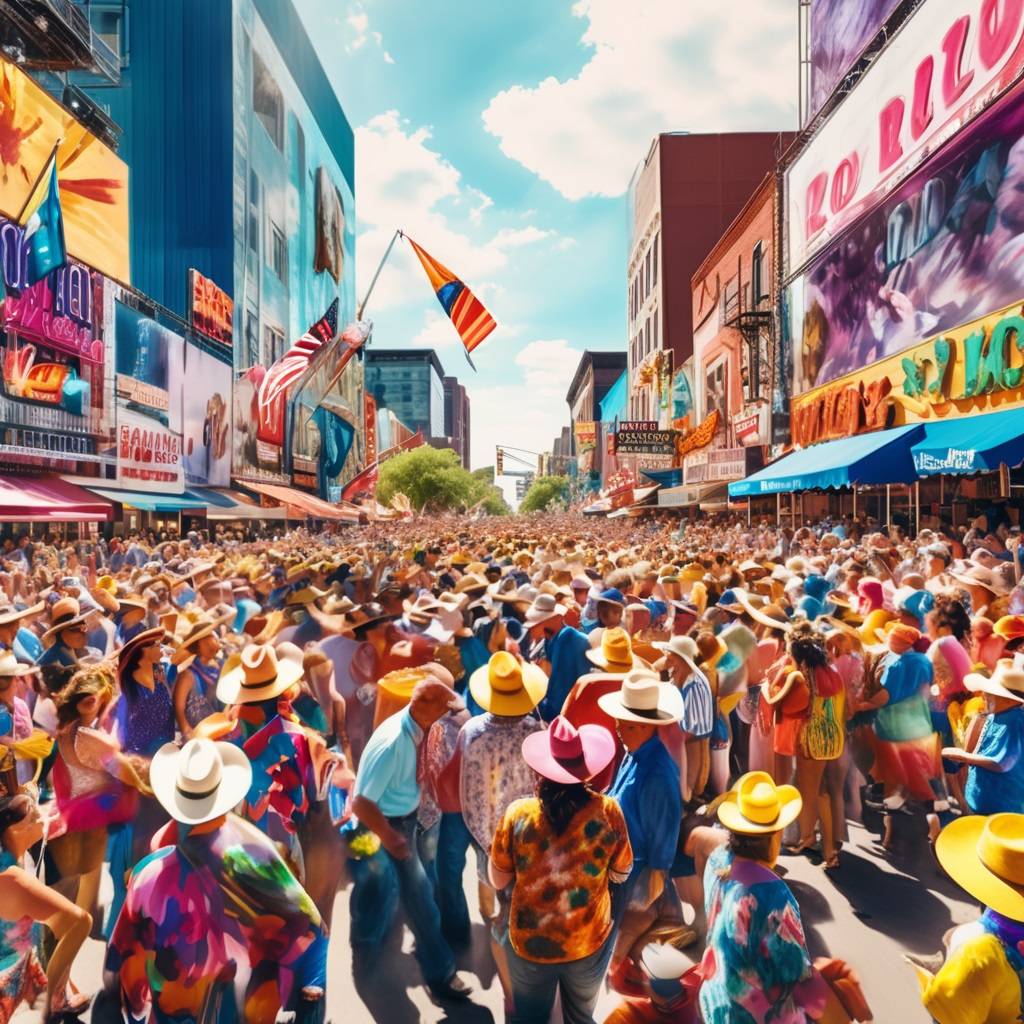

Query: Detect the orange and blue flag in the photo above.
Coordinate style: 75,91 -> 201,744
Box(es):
405,235 -> 496,362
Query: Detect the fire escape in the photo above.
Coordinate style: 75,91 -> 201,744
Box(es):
721,257 -> 775,410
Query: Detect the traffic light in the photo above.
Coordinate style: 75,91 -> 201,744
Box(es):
496,447 -> 504,475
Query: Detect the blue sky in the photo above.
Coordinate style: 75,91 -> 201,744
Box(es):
295,0 -> 798,485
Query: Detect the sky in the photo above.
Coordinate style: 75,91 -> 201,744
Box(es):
294,0 -> 799,491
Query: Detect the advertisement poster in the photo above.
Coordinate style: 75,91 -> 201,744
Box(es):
189,271 -> 233,347
0,57 -> 129,283
232,367 -> 285,481
809,0 -> 899,118
314,167 -> 346,283
117,407 -> 183,493
182,343 -> 231,487
789,0 -> 1024,270
794,83 -> 1024,394
114,301 -> 185,431
704,359 -> 728,442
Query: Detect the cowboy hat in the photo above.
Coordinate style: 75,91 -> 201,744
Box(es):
150,738 -> 252,826
739,594 -> 792,633
586,627 -> 643,673
286,585 -> 329,606
651,635 -> 700,676
715,589 -> 747,615
376,662 -> 456,701
950,564 -> 1011,596
171,618 -> 218,668
0,602 -> 44,627
597,669 -> 684,724
454,573 -> 489,596
469,651 -> 548,716
41,598 -> 92,643
858,608 -> 893,645
717,770 -> 802,835
216,643 -> 304,705
116,594 -> 148,613
524,593 -> 566,627
596,588 -> 626,608
964,658 -> 1024,704
521,715 -> 616,784
935,813 -> 1024,921
0,652 -> 35,677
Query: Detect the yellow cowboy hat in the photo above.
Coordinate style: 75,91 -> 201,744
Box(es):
935,814 -> 1024,921
718,770 -> 802,835
585,627 -> 644,674
469,651 -> 548,716
858,608 -> 893,645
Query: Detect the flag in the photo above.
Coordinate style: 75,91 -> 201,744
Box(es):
21,153 -> 67,285
405,235 -> 496,355
342,461 -> 379,503
257,299 -> 338,445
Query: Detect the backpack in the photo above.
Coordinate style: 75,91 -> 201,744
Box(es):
799,665 -> 844,761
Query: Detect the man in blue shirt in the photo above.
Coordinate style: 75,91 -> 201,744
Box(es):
525,593 -> 591,721
351,677 -> 472,1002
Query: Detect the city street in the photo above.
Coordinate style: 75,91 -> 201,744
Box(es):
38,820 -> 973,1024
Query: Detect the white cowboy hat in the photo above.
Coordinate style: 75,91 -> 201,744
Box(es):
597,669 -> 684,724
0,652 -> 35,677
651,635 -> 700,676
216,642 -> 304,705
150,738 -> 252,825
524,593 -> 565,627
964,658 -> 1024,705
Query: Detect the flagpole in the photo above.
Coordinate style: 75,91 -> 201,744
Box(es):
16,139 -> 61,225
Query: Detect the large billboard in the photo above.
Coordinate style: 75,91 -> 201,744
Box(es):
809,0 -> 900,120
182,342 -> 232,487
792,82 -> 1024,395
0,58 -> 129,284
788,0 -> 1024,272
114,301 -> 184,431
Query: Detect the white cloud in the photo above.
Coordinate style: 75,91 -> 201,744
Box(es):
344,5 -> 394,62
481,0 -> 797,200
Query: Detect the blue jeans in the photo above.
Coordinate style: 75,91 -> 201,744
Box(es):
349,813 -> 456,986
504,933 -> 615,1024
419,812 -> 473,944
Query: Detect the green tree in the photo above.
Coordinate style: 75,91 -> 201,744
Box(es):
519,475 -> 569,513
377,446 -> 509,514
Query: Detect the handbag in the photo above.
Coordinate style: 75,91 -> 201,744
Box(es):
799,667 -> 844,761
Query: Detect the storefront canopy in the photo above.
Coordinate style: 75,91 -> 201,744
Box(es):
89,489 -> 211,513
659,482 -> 729,508
195,488 -> 288,521
0,476 -> 112,522
244,482 -> 359,522
912,407 -> 1024,477
728,423 -> 925,497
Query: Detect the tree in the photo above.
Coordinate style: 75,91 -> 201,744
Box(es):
519,475 -> 569,513
376,446 -> 509,514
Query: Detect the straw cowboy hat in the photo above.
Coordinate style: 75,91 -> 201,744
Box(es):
935,813 -> 1024,921
41,598 -> 91,643
586,627 -> 644,673
286,585 -> 330,607
652,635 -> 701,675
521,715 -> 616,784
403,593 -> 441,622
171,618 -> 219,669
717,770 -> 802,835
216,643 -> 304,705
598,669 -> 684,724
964,658 -> 1024,704
739,593 -> 792,633
469,651 -> 548,716
524,593 -> 565,628
376,663 -> 456,702
150,738 -> 252,826
950,564 -> 1011,596
0,652 -> 35,677
0,602 -> 44,627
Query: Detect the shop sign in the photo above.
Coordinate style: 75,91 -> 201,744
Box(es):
618,420 -> 658,431
292,470 -> 318,490
677,410 -> 720,458
684,447 -> 748,484
117,408 -> 183,492
188,270 -> 233,347
615,428 -> 675,455
792,299 -> 1024,446
787,0 -> 1024,272
733,405 -> 767,446
574,420 -> 597,452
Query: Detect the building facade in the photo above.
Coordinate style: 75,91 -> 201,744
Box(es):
365,349 -> 446,442
565,350 -> 627,488
443,375 -> 471,468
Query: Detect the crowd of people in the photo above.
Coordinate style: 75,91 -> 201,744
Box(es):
0,507 -> 1018,1023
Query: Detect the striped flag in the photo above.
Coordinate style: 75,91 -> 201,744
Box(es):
256,299 -> 338,445
405,235 -> 496,359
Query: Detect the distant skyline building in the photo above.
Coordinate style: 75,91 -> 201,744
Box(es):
443,376 -> 471,468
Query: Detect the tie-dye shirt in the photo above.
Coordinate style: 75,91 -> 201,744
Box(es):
491,792 -> 632,963
106,813 -> 327,1024
699,846 -> 817,1024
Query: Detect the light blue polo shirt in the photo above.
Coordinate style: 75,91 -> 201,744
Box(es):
353,706 -> 424,817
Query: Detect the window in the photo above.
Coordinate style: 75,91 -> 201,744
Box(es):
645,250 -> 651,297
91,6 -> 125,63
295,121 -> 306,194
269,223 -> 287,281
263,324 -> 285,366
248,170 -> 260,256
653,310 -> 659,348
245,309 -> 259,368
653,232 -> 659,287
752,240 -> 765,301
252,50 -> 284,150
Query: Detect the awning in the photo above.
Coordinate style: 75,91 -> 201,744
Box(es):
244,481 -> 359,522
186,487 -> 239,509
698,483 -> 733,512
0,476 -> 112,521
198,488 -> 288,521
89,488 -> 211,513
659,482 -> 727,508
912,407 -> 1024,476
640,468 -> 683,489
728,423 -> 924,497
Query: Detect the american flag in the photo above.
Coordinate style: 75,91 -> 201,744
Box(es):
256,299 -> 339,445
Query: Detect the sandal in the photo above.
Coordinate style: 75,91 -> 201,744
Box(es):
783,839 -> 818,856
823,851 -> 840,870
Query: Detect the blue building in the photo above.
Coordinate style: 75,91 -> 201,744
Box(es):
76,0 -> 360,491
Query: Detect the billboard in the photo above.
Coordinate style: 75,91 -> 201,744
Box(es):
189,271 -> 233,348
788,0 -> 1024,272
114,301 -> 184,431
809,0 -> 900,119
117,407 -> 183,493
793,82 -> 1024,395
0,58 -> 129,284
182,342 -> 231,487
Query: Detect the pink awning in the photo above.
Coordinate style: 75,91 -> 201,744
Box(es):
244,482 -> 359,522
0,476 -> 112,522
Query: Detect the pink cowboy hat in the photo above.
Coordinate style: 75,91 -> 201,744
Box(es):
521,716 -> 616,784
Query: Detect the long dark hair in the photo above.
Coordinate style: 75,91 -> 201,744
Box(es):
537,777 -> 594,836
787,622 -> 829,673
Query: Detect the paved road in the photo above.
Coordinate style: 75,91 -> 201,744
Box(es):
17,819 -> 976,1023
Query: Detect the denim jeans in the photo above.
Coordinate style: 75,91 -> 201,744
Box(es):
349,813 -> 456,986
419,812 -> 473,944
504,933 -> 615,1024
